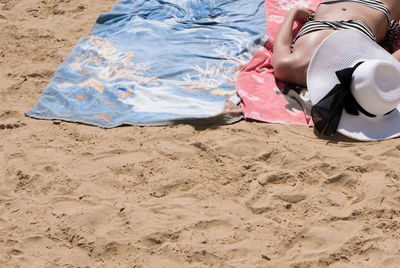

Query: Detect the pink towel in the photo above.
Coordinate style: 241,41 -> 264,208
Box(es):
237,0 -> 400,126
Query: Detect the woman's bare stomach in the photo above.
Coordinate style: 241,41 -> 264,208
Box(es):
316,2 -> 388,40
290,1 -> 391,86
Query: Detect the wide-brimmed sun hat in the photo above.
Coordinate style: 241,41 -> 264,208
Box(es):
307,29 -> 400,141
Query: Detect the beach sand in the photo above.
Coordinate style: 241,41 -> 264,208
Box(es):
2,0 -> 400,267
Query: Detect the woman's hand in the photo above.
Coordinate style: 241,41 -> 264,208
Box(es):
290,7 -> 314,23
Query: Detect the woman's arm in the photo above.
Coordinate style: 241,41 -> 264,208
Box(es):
274,9 -> 299,58
393,49 -> 400,62
273,8 -> 314,84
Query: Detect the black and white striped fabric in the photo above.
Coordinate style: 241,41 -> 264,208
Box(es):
293,20 -> 376,44
388,19 -> 400,41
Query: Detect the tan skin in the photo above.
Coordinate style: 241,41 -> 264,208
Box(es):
273,0 -> 400,87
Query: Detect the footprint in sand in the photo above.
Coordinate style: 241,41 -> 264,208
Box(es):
0,122 -> 25,130
0,110 -> 26,130
27,1 -> 87,18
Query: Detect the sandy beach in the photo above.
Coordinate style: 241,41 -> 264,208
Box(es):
2,0 -> 400,267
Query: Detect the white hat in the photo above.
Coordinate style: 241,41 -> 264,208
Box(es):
307,29 -> 400,141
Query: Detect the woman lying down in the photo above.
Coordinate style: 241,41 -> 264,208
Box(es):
273,0 -> 400,141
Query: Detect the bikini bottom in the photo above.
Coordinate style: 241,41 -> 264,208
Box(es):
292,19 -> 376,45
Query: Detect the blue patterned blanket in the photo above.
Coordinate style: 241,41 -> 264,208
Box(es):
27,0 -> 266,127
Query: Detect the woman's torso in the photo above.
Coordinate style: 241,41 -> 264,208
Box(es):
291,0 -> 400,86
